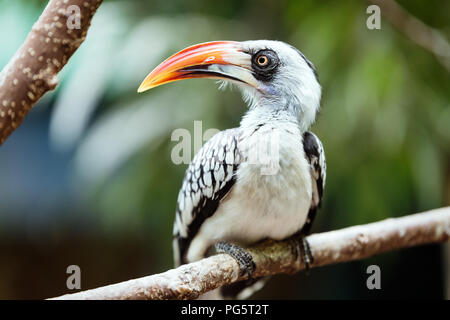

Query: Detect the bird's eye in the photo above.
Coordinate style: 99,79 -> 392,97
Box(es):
256,55 -> 269,67
251,49 -> 279,80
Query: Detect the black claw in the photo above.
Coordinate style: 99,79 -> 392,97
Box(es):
299,236 -> 314,272
215,242 -> 256,278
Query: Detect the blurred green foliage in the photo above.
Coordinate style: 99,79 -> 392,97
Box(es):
0,0 -> 448,299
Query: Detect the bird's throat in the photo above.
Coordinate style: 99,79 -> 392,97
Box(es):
240,101 -> 301,133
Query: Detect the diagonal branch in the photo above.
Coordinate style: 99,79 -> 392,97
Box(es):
0,0 -> 103,145
369,0 -> 450,72
51,206 -> 450,300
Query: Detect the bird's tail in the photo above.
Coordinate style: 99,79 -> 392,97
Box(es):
199,277 -> 270,300
222,277 -> 270,299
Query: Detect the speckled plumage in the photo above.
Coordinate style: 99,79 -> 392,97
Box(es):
173,128 -> 241,266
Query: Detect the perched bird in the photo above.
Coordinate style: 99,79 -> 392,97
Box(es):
138,40 -> 326,299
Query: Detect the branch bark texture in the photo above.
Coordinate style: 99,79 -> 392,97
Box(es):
0,0 -> 103,145
52,206 -> 450,300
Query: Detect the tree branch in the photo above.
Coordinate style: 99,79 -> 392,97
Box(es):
0,0 -> 103,145
51,206 -> 450,300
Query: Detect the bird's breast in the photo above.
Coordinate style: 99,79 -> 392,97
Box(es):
200,125 -> 313,244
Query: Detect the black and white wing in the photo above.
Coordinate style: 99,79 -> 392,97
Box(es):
301,131 -> 326,235
173,128 -> 241,266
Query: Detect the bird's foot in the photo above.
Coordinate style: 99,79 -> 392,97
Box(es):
215,242 -> 256,279
292,235 -> 314,272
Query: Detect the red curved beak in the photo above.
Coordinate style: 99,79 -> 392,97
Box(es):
138,41 -> 256,93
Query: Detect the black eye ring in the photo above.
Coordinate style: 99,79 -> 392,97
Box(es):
252,49 -> 279,76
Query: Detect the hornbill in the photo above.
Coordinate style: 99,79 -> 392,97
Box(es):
138,40 -> 326,299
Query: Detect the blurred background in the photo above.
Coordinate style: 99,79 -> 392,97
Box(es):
0,0 -> 448,299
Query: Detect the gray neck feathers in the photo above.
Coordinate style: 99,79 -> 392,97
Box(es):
240,97 -> 311,133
